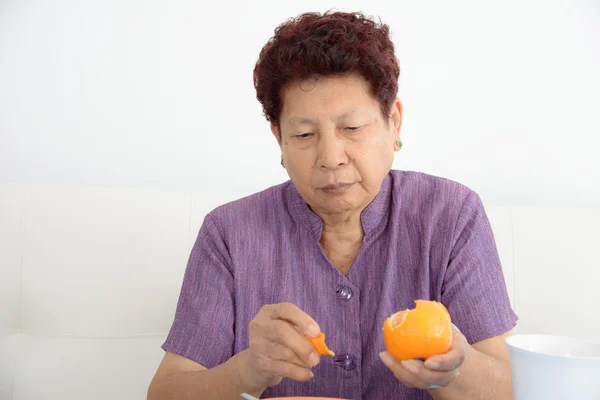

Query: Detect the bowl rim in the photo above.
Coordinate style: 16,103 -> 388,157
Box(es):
505,334 -> 600,361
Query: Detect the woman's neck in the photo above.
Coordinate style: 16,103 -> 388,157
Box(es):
318,210 -> 364,240
317,211 -> 365,276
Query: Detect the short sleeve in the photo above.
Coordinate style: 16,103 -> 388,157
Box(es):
441,191 -> 518,344
161,213 -> 235,368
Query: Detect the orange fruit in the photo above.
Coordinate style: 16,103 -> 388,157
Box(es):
382,300 -> 452,361
308,332 -> 335,356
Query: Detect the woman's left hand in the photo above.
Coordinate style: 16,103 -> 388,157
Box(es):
379,324 -> 468,390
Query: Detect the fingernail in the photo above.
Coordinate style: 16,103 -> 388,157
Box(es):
309,370 -> 314,379
401,360 -> 420,374
425,361 -> 441,370
309,352 -> 320,366
307,324 -> 320,337
379,351 -> 394,367
425,384 -> 442,389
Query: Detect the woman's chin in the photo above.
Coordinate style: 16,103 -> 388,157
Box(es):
314,197 -> 361,216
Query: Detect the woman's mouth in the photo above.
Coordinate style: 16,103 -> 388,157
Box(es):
319,183 -> 354,194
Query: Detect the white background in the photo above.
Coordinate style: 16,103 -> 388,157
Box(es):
1,0 -> 599,206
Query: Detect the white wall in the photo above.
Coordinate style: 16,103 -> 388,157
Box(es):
1,0 -> 599,206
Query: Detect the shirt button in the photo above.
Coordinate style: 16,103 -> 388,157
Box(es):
334,354 -> 357,371
337,287 -> 353,301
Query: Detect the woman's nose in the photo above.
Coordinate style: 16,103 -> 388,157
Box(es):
317,135 -> 348,170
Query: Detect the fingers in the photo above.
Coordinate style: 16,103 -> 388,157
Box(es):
263,319 -> 320,367
258,303 -> 321,366
268,360 -> 314,382
424,347 -> 465,371
380,352 -> 428,388
247,303 -> 323,385
380,351 -> 461,390
424,324 -> 467,372
260,340 -> 311,368
266,302 -> 321,337
401,358 -> 460,387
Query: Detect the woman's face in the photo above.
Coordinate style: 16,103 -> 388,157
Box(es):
273,72 -> 402,218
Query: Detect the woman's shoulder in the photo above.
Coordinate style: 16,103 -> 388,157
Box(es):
390,169 -> 480,212
205,181 -> 292,229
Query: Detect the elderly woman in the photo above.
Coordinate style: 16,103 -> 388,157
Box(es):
148,11 -> 517,400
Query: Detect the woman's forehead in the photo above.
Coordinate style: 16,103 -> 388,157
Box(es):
285,109 -> 374,127
279,75 -> 379,122
281,72 -> 369,96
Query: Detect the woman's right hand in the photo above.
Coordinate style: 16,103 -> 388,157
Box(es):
240,302 -> 322,390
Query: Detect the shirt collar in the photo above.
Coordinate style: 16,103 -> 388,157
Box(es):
286,171 -> 394,240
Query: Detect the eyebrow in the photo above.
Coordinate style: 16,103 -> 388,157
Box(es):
287,110 -> 366,126
288,117 -> 316,126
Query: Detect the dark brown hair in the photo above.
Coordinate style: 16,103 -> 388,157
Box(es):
253,10 -> 400,125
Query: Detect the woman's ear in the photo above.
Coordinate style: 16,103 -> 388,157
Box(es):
271,122 -> 282,147
391,98 -> 403,142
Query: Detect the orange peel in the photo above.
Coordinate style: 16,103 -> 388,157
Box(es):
383,300 -> 452,361
307,332 -> 335,356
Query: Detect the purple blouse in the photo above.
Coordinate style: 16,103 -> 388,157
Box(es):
162,170 -> 517,399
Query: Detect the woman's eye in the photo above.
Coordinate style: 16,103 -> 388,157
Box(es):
345,126 -> 363,132
296,133 -> 313,139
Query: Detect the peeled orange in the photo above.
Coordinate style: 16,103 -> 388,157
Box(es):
382,300 -> 452,361
308,332 -> 335,356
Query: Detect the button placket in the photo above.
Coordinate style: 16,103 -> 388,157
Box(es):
331,282 -> 362,399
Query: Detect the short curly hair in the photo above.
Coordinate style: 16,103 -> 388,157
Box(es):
253,10 -> 400,126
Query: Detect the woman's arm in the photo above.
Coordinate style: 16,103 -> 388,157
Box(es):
149,303 -> 321,400
380,329 -> 513,400
147,351 -> 265,400
428,332 -> 513,400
